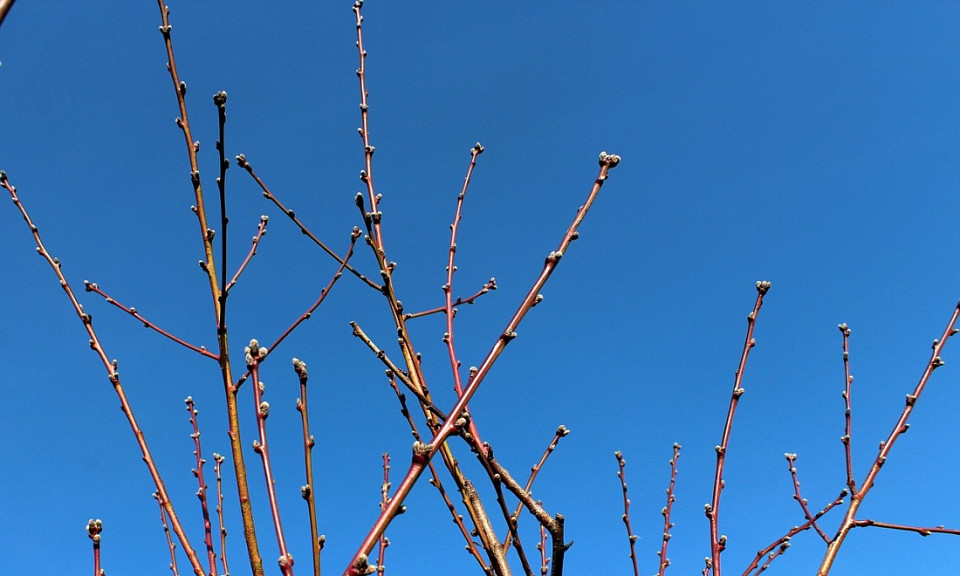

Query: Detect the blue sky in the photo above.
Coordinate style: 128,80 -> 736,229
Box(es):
3,2 -> 960,575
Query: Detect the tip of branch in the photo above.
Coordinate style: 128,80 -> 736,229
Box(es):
599,151 -> 621,167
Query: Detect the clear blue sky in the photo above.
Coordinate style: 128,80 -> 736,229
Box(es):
3,2 -> 960,575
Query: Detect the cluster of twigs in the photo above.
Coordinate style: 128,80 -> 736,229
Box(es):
614,282 -> 960,576
2,2 -> 619,576
4,2 -> 960,576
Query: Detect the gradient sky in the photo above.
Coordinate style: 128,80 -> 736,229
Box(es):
3,2 -> 960,575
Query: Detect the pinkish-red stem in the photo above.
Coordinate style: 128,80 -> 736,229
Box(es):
504,426 -> 569,549
838,323 -> 855,492
154,495 -> 181,576
87,519 -> 103,576
185,397 -> 218,575
443,143 -> 486,448
376,453 -> 391,576
83,282 -> 218,360
708,281 -> 771,576
783,453 -> 829,543
247,342 -> 294,574
294,359 -> 324,576
225,215 -> 269,293
658,443 -> 682,576
213,453 -> 231,576
403,279 -> 497,320
615,451 -> 639,576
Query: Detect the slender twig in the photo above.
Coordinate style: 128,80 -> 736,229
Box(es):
754,543 -> 787,575
837,323 -> 856,493
441,143 -> 486,448
344,152 -> 620,576
185,397 -> 218,575
614,452 -> 639,576
154,3 -> 263,572
294,359 -> 324,576
851,519 -> 960,536
225,215 -> 269,293
213,453 -> 231,576
403,278 -> 497,320
740,490 -> 847,576
83,282 -> 218,360
154,495 -> 181,576
504,426 -> 570,548
87,519 -> 104,576
491,474 -> 535,576
783,453 -> 829,543
214,91 -> 230,332
3,172 -> 204,576
707,280 -> 771,576
657,443 -> 682,576
538,522 -> 549,576
246,340 -> 294,574
377,453 -> 391,576
235,154 -> 379,291
817,301 -> 960,575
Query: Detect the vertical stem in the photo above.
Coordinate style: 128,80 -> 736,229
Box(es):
295,359 -> 323,576
707,281 -> 771,576
87,519 -> 103,576
154,4 -> 263,573
185,397 -> 218,575
838,323 -> 856,492
247,341 -> 295,575
213,453 -> 231,576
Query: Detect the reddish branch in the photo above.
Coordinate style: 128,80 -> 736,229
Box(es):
87,519 -> 104,576
377,453 -> 392,576
706,281 -> 771,576
154,3 -> 263,572
294,359 -> 324,576
614,452 -> 640,576
783,453 -> 829,543
154,495 -> 181,576
504,426 -> 570,549
740,490 -> 847,576
658,443 -> 682,576
816,301 -> 960,575
236,154 -> 379,291
225,215 -> 269,293
213,453 -> 231,576
3,171 -> 205,576
83,282 -> 218,360
403,278 -> 497,320
838,323 -> 855,492
246,340 -> 295,574
851,519 -> 960,537
442,143 -> 487,449
185,397 -> 218,575
344,151 -> 620,576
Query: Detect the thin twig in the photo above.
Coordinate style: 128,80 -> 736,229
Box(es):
213,453 -> 231,576
707,280 -> 772,576
538,522 -> 549,576
851,519 -> 960,537
295,359 -> 324,576
214,91 -> 230,333
185,397 -> 218,575
783,453 -> 829,543
2,172 -> 205,576
154,495 -> 180,576
235,154 -> 379,291
838,323 -> 856,493
83,282 -> 218,360
246,340 -> 294,574
504,426 -> 570,548
377,453 -> 391,576
740,490 -> 847,576
403,278 -> 497,320
225,215 -> 269,293
614,452 -> 639,576
658,443 -> 682,576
